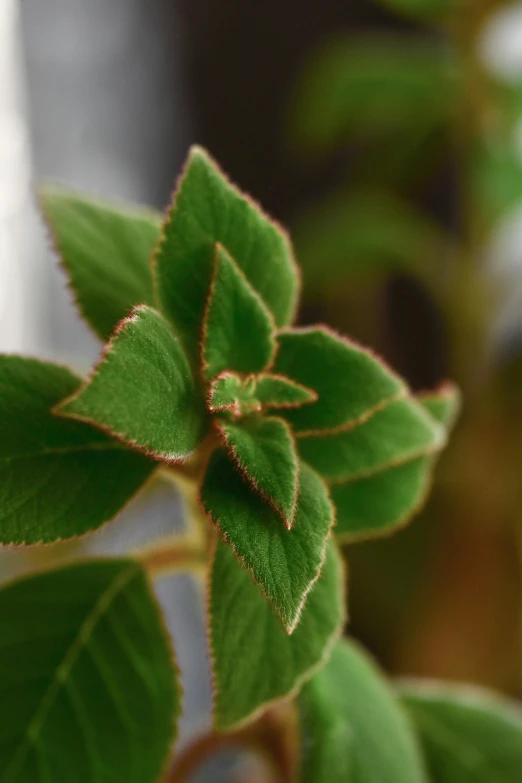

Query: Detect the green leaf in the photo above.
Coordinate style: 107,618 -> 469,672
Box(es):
417,382 -> 461,429
473,139 -> 522,227
254,374 -> 317,409
332,457 -> 432,542
210,539 -> 344,730
200,449 -> 334,632
291,36 -> 456,155
331,385 -> 458,542
40,188 -> 161,341
400,682 -> 522,782
293,189 -> 450,288
298,396 -> 445,483
0,355 -> 155,544
217,416 -> 298,528
154,146 -> 299,361
0,559 -> 178,783
207,372 -> 316,417
298,640 -> 428,783
208,372 -> 260,415
58,305 -> 207,462
377,0 -> 455,21
273,327 -> 405,434
202,244 -> 276,381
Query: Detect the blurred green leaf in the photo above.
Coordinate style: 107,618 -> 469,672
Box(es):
400,682 -> 522,782
473,140 -> 522,226
291,36 -> 456,155
293,189 -> 450,287
298,640 -> 428,782
0,559 -> 178,783
376,0 -> 455,22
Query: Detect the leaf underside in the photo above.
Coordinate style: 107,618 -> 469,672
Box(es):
0,355 -> 155,544
58,306 -> 206,461
210,539 -> 344,730
201,449 -> 334,632
40,187 -> 161,341
0,560 -> 179,783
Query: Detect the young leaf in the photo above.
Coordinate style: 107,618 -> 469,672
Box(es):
208,372 -> 260,415
298,396 -> 445,483
0,355 -> 155,544
202,244 -> 276,381
332,385 -> 459,542
332,457 -> 432,542
0,559 -> 179,783
58,306 -> 207,462
200,449 -> 334,632
400,682 -> 522,782
40,188 -> 161,341
254,374 -> 317,409
154,146 -> 299,361
298,640 -> 428,783
217,416 -> 299,528
207,372 -> 316,416
273,327 -> 405,433
210,539 -> 344,730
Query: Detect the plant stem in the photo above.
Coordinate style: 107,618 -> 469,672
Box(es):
136,536 -> 208,577
166,702 -> 300,783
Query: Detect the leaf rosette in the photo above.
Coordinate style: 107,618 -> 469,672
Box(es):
0,145 -> 459,752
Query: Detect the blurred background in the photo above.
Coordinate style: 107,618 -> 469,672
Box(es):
2,0 -> 522,778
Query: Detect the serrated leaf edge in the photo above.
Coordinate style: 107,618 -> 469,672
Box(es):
199,459 -> 337,633
151,146 -> 301,329
54,305 -> 197,464
200,243 -> 278,383
39,187 -> 162,342
275,324 -> 409,436
206,535 -> 348,733
214,416 -> 299,530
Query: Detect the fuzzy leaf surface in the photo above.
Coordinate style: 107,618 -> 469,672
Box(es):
254,374 -> 317,409
0,559 -> 179,783
210,539 -> 344,730
273,327 -> 405,433
332,386 -> 458,541
40,188 -> 160,340
208,373 -> 315,416
201,449 -> 333,632
0,356 -> 154,544
154,146 -> 299,361
400,683 -> 522,782
208,373 -> 260,415
298,396 -> 445,483
202,245 -> 275,381
58,306 -> 206,461
298,640 -> 427,783
217,416 -> 298,528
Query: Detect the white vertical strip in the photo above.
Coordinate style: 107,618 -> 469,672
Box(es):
0,0 -> 44,354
